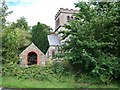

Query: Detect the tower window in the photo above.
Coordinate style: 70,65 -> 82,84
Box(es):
56,18 -> 60,28
71,16 -> 73,19
67,16 -> 70,21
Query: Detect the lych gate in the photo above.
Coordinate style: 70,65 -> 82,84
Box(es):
19,43 -> 46,67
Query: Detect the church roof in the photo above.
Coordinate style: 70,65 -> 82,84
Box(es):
47,34 -> 60,46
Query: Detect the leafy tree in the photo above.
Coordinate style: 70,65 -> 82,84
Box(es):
2,26 -> 19,64
1,1 -> 31,64
0,0 -> 13,28
9,17 -> 32,52
60,2 -> 120,83
10,17 -> 30,31
0,19 -> 2,64
15,28 -> 32,53
31,22 -> 50,54
1,0 -> 17,65
2,25 -> 31,65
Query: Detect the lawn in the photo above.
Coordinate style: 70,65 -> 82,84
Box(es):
2,76 -> 75,88
2,76 -> 120,89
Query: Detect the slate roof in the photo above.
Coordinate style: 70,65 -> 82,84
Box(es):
47,34 -> 60,46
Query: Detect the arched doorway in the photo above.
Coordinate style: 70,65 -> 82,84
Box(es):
52,51 -> 55,58
27,52 -> 37,65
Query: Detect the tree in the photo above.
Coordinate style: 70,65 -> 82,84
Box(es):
60,2 -> 120,83
10,17 -> 32,52
2,26 -> 19,64
1,0 -> 17,65
31,22 -> 50,54
2,23 -> 31,65
10,16 -> 30,31
15,28 -> 32,53
1,1 -> 31,64
0,0 -> 13,28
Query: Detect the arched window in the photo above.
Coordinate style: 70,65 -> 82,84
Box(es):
52,51 -> 55,58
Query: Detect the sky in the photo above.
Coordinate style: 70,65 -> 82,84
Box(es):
6,0 -> 87,30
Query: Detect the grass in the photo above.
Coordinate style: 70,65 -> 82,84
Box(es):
2,76 -> 75,88
0,65 -> 2,87
0,75 -> 2,87
2,76 -> 120,88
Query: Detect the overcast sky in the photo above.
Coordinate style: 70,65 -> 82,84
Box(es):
6,0 -> 88,30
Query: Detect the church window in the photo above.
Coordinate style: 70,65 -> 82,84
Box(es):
56,18 -> 60,28
71,16 -> 73,19
67,16 -> 70,21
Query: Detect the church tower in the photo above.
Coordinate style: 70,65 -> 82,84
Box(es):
54,8 -> 78,45
55,8 -> 78,32
46,8 -> 78,59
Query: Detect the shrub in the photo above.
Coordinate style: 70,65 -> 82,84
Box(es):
91,54 -> 119,84
2,64 -> 56,81
51,60 -> 72,76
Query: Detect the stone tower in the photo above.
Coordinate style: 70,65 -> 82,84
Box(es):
55,8 -> 78,32
46,8 -> 78,60
54,8 -> 78,45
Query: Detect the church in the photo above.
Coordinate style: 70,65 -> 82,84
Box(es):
19,8 -> 78,66
47,8 -> 78,58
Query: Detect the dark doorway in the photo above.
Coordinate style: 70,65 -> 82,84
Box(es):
27,52 -> 37,65
52,51 -> 55,58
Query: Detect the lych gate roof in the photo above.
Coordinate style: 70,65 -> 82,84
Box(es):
47,34 -> 60,46
20,43 -> 45,56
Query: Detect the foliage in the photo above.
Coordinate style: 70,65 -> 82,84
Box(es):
2,62 -> 74,83
31,22 -> 50,54
0,1 -> 13,27
52,60 -> 73,76
2,26 -> 19,64
10,17 -> 30,31
9,17 -> 32,51
52,61 -> 65,75
0,22 -> 2,64
15,28 -> 32,53
74,74 -> 119,88
60,2 -> 120,83
1,1 -> 31,64
2,64 -> 65,81
2,26 -> 32,64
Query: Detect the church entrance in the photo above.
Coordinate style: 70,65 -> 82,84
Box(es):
27,52 -> 37,65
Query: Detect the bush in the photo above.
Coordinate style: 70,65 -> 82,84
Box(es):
91,54 -> 119,84
2,64 -> 56,81
75,74 -> 99,84
51,60 -> 72,76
